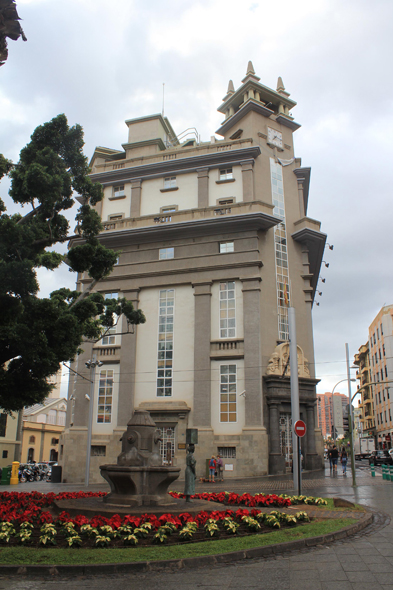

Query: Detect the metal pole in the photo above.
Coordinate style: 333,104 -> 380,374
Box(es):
346,343 -> 356,487
288,307 -> 301,495
85,356 -> 97,487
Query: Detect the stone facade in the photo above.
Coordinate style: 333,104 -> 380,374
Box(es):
60,62 -> 325,483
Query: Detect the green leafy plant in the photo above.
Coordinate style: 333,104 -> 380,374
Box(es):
179,521 -> 198,541
295,511 -> 310,522
241,516 -> 261,532
204,519 -> 220,538
0,522 -> 16,543
222,517 -> 239,535
15,522 -> 33,545
123,534 -> 138,546
94,534 -> 111,548
65,534 -> 82,548
153,527 -> 168,544
39,523 -> 57,546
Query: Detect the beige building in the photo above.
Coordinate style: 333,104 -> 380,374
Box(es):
368,306 -> 393,449
22,397 -> 67,463
354,341 -> 375,435
61,63 -> 326,483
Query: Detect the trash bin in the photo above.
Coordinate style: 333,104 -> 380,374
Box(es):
51,465 -> 62,483
0,466 -> 11,485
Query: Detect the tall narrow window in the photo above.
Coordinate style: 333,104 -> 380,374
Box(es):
220,242 -> 234,253
220,364 -> 237,422
219,282 -> 236,338
97,369 -> 113,423
157,290 -> 174,397
270,158 -> 290,340
102,293 -> 118,345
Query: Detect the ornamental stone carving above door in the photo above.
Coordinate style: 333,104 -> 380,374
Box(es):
266,343 -> 310,378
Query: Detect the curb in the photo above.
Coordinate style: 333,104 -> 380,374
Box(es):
0,511 -> 373,577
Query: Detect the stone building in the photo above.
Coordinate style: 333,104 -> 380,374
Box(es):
61,62 -> 325,482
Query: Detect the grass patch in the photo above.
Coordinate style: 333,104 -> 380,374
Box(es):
321,499 -> 364,511
0,519 -> 354,565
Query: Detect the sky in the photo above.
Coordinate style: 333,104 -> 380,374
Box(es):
1,0 -> 393,401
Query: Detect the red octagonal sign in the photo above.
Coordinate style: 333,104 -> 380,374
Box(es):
294,420 -> 306,437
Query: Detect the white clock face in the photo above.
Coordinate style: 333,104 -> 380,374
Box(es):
268,128 -> 283,147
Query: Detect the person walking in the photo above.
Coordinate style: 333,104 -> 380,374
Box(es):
331,445 -> 339,473
341,447 -> 348,475
209,455 -> 216,483
216,454 -> 224,482
327,446 -> 333,471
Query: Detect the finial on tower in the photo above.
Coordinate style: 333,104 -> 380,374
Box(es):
227,80 -> 235,95
241,60 -> 260,83
277,76 -> 290,97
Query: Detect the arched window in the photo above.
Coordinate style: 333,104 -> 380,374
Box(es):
50,449 -> 58,462
27,448 -> 34,462
29,435 -> 35,444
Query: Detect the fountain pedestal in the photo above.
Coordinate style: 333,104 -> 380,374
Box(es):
100,409 -> 180,507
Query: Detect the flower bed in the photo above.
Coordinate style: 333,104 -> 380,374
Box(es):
0,491 -> 326,548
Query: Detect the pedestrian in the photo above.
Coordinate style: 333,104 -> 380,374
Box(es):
216,454 -> 224,481
328,446 -> 333,470
341,447 -> 347,475
209,455 -> 216,483
331,444 -> 339,473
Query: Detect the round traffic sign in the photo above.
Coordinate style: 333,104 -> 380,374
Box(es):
294,420 -> 306,437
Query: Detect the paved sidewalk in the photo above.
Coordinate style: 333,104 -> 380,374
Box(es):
1,462 -> 393,589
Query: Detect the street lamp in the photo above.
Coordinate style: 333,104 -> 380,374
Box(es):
330,378 -> 356,443
85,356 -> 103,486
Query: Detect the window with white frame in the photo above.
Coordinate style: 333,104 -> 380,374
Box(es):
157,290 -> 174,397
159,248 -> 174,260
102,293 -> 118,345
97,369 -> 113,423
113,185 -> 125,198
220,364 -> 237,422
164,176 -> 176,189
220,242 -> 234,253
219,168 -> 233,180
219,282 -> 236,338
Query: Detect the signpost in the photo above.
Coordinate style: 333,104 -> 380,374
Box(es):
293,419 -> 306,495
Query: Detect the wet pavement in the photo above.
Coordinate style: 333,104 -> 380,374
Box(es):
1,460 -> 393,589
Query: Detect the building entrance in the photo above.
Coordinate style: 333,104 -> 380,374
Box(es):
158,426 -> 175,465
280,413 -> 293,469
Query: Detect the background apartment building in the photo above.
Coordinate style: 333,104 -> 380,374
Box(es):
317,392 -> 348,439
61,63 -> 326,482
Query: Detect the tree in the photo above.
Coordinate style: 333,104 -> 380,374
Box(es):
0,0 -> 27,67
0,114 -> 145,412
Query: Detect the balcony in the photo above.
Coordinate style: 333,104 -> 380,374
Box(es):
93,344 -> 121,363
210,339 -> 244,360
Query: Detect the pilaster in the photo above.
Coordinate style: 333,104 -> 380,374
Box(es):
197,168 -> 209,208
193,282 -> 212,427
242,278 -> 262,426
130,179 -> 142,217
241,159 -> 254,201
117,288 -> 140,426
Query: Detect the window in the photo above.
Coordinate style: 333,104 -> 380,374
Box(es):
161,206 -> 178,214
48,409 -> 56,425
102,293 -> 118,345
385,366 -> 388,378
27,448 -> 34,462
159,248 -> 174,260
0,413 -> 7,437
97,369 -> 114,423
108,214 -> 123,221
381,323 -> 384,335
158,426 -> 175,465
57,411 -> 66,426
379,348 -> 382,360
377,328 -> 379,340
157,290 -> 174,397
383,344 -> 386,357
2,450 -> 8,459
220,364 -> 237,422
220,242 -> 234,253
91,445 -> 106,456
218,447 -> 236,458
29,435 -> 35,444
219,168 -> 233,180
51,437 -> 59,445
219,282 -> 236,338
164,176 -> 176,189
113,185 -> 125,198
218,198 -> 235,205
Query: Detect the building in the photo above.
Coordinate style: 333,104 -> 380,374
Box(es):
0,411 -> 21,469
367,305 -> 393,449
317,392 -> 349,439
22,397 -> 67,463
353,341 -> 375,436
61,62 -> 326,482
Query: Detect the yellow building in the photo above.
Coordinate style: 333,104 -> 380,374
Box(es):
0,411 -> 21,469
354,342 -> 374,433
22,398 -> 67,463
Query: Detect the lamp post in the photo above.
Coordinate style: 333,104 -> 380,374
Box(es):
330,378 -> 356,444
85,356 -> 103,486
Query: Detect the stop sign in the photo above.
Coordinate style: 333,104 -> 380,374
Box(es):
294,420 -> 306,437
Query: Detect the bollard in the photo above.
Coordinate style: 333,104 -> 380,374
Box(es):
10,461 -> 19,485
370,463 -> 375,477
386,465 -> 391,482
390,466 -> 393,481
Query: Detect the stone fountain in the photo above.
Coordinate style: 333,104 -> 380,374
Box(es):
100,409 -> 181,507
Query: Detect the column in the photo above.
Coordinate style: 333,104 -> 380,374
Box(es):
130,179 -> 142,218
241,160 -> 254,201
305,401 -> 322,470
295,175 -> 306,218
268,402 -> 286,474
197,168 -> 209,209
193,282 -> 212,427
117,288 -> 140,425
242,278 -> 262,426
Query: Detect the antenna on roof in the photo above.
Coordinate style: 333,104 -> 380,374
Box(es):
162,83 -> 165,117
